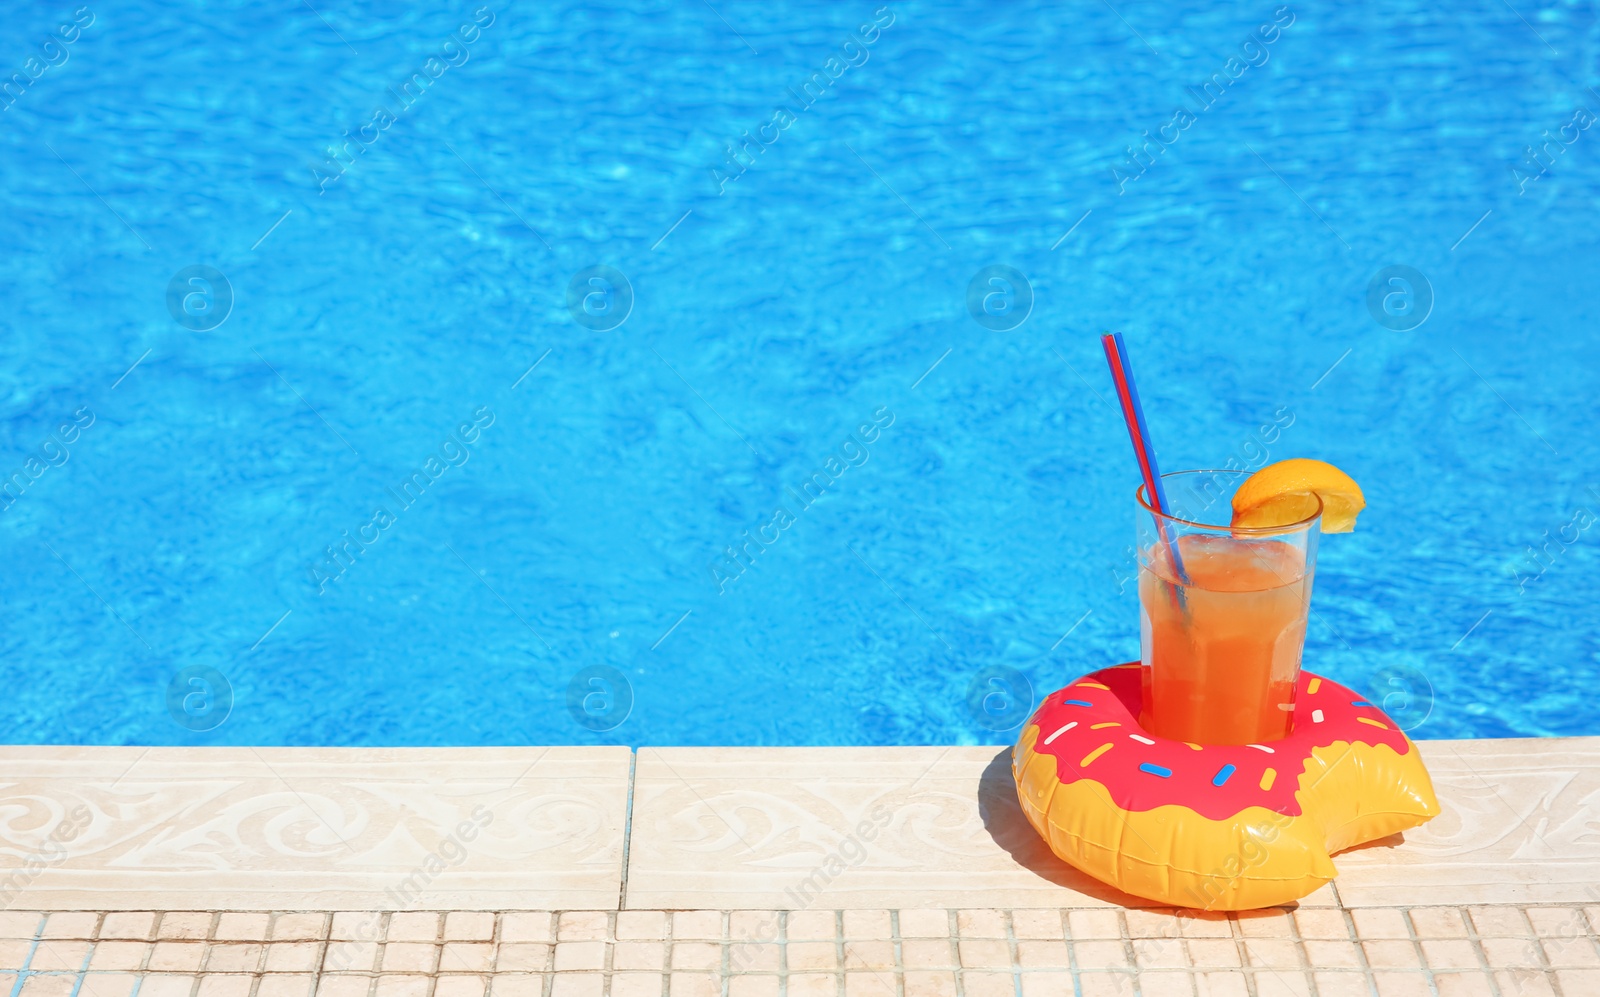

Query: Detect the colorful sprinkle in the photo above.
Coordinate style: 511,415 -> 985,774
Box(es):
1246,743 -> 1276,754
1128,734 -> 1155,745
1080,743 -> 1114,767
1075,681 -> 1111,691
1139,763 -> 1173,778
1043,722 -> 1077,745
1212,764 -> 1236,787
1259,767 -> 1277,791
1351,700 -> 1375,707
1311,709 -> 1325,723
1090,722 -> 1121,730
1357,717 -> 1391,730
1307,677 -> 1322,695
1062,699 -> 1094,708
1184,742 -> 1203,751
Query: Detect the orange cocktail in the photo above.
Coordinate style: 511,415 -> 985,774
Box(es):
1136,471 -> 1321,745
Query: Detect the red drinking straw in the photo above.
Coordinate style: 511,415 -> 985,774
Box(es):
1100,333 -> 1189,584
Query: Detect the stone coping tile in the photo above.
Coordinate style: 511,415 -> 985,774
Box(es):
1332,737 -> 1600,907
0,737 -> 1596,912
624,746 -> 1188,910
627,738 -> 1599,910
623,747 -> 1343,911
0,746 -> 630,911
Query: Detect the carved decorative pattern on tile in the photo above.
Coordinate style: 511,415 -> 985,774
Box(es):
3,783 -> 611,871
0,748 -> 631,907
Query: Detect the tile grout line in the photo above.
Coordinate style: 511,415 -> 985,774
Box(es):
662,909 -> 677,997
838,908 -> 851,997
492,910 -> 505,997
619,748 -> 638,912
88,913 -> 107,986
1225,912 -> 1260,997
369,911 -> 393,997
1563,901 -> 1600,987
721,909 -> 731,997
1398,907 -> 1442,997
244,912 -> 270,997
1000,910 -> 1021,997
777,910 -> 789,997
318,911 -> 335,994
252,913 -> 274,994
603,908 -> 618,997
1455,906 -> 1505,997
1115,909 -> 1138,996
1513,904 -> 1561,997
1281,906 -> 1315,997
946,910 -> 963,997
542,910 -> 557,997
427,909 -> 443,997
63,930 -> 93,997
138,915 -> 155,978
1054,908 -> 1081,997
1323,871 -> 1351,997
205,909 -> 222,997
889,910 -> 906,997
1335,903 -> 1379,997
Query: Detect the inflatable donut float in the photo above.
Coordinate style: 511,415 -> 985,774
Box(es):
1012,664 -> 1439,910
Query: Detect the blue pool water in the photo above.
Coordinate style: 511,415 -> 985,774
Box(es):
2,1 -> 1598,747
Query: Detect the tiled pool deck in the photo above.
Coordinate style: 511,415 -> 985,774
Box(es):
1,738 -> 1597,996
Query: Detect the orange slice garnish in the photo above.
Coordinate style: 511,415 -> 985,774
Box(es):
1231,458 -> 1365,533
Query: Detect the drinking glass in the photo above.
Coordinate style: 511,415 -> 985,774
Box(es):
1136,469 -> 1321,745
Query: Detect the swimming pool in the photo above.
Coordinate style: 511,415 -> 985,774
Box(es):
2,0 -> 1596,746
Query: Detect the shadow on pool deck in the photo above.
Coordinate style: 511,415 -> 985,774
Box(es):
976,744 -> 1430,910
975,746 -> 1156,908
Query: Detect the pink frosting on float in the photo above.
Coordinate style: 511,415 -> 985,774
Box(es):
1024,665 -> 1412,821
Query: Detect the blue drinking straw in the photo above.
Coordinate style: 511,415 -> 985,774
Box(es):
1102,333 -> 1189,585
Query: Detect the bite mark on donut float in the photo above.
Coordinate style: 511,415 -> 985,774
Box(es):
1010,664 -> 1441,910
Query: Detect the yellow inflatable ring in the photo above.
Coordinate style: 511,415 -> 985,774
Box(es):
1012,664 -> 1439,910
